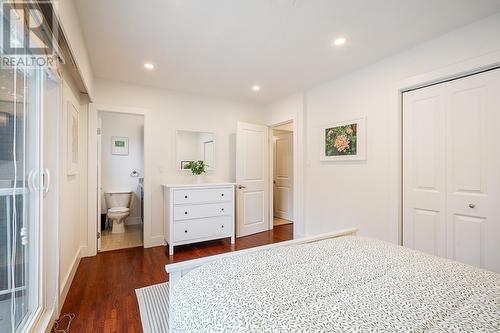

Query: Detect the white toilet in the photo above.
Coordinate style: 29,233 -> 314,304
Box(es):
104,191 -> 134,233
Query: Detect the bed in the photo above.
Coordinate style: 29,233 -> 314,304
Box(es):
165,229 -> 500,332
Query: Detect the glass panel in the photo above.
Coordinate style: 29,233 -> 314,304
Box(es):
0,65 -> 41,332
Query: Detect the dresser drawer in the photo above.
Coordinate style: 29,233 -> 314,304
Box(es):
174,202 -> 233,221
174,216 -> 232,242
173,187 -> 232,205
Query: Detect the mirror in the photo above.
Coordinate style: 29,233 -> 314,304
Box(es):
176,130 -> 215,170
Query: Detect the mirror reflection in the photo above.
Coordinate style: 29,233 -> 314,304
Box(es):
176,130 -> 215,170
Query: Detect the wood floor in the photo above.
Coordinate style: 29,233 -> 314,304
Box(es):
58,224 -> 293,332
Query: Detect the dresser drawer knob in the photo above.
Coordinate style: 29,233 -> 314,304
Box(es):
221,193 -> 224,196
184,195 -> 188,199
184,211 -> 188,215
184,230 -> 188,233
221,208 -> 224,211
221,225 -> 224,228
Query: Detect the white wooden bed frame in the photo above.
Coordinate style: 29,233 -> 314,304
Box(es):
165,228 -> 358,296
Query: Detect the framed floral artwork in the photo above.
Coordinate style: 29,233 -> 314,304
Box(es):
320,117 -> 366,161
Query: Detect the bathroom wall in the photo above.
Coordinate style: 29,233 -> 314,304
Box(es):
100,112 -> 144,225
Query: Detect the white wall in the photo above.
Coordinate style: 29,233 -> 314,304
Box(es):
54,0 -> 94,99
266,13 -> 500,244
93,79 -> 265,245
100,112 -> 144,224
58,68 -> 88,309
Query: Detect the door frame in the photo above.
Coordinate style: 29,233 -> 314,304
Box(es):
267,118 -> 304,238
269,121 -> 294,229
271,128 -> 293,222
395,50 -> 500,246
87,103 -> 153,256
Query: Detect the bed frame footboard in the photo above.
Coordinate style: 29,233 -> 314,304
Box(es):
166,228 -> 358,294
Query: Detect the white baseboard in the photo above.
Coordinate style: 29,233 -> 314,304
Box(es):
144,235 -> 165,248
58,246 -> 82,313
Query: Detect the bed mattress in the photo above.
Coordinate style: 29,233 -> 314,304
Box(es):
171,236 -> 500,332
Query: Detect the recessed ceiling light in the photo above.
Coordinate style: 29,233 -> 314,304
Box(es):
333,37 -> 347,47
252,85 -> 261,92
144,63 -> 155,70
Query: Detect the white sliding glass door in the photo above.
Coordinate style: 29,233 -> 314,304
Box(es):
0,66 -> 43,332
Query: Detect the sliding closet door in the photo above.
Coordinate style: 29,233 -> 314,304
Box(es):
403,85 -> 447,257
444,70 -> 500,272
403,68 -> 500,272
0,67 -> 43,332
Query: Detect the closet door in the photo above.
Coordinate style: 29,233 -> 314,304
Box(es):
404,68 -> 500,272
403,85 -> 447,257
445,70 -> 500,272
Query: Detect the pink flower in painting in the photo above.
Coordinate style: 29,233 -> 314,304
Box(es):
346,127 -> 353,134
334,134 -> 350,152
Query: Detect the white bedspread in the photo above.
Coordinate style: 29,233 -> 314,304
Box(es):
171,236 -> 500,332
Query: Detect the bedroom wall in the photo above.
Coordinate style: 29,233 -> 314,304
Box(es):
100,112 -> 144,224
266,13 -> 500,243
93,78 -> 265,245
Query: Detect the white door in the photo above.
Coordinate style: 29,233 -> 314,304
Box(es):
403,68 -> 500,272
444,70 -> 500,272
236,122 -> 269,237
273,132 -> 293,221
403,84 -> 447,258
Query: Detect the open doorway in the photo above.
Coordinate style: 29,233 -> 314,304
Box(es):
271,121 -> 294,227
98,111 -> 144,251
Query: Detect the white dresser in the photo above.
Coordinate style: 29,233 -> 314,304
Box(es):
163,183 -> 235,255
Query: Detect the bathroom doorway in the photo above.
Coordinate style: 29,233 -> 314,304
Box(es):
97,111 -> 144,251
271,121 -> 294,227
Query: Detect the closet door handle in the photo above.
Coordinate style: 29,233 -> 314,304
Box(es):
468,203 -> 476,209
43,168 -> 50,195
237,185 -> 246,190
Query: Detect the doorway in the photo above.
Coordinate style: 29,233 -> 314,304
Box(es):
97,111 -> 144,252
271,121 -> 294,227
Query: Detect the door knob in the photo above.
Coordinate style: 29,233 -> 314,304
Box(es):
468,203 -> 476,209
237,185 -> 246,189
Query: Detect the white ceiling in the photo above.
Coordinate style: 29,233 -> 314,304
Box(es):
75,0 -> 500,104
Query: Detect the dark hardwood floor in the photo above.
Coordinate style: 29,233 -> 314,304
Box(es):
58,224 -> 293,332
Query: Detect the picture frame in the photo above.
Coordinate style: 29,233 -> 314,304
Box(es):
67,102 -> 79,175
111,136 -> 129,155
320,117 -> 366,161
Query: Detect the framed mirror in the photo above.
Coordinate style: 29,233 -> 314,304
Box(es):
176,130 -> 215,170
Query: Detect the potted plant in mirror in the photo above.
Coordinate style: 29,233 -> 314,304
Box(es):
186,160 -> 207,183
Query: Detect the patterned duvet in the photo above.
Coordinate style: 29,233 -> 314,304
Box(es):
171,236 -> 500,332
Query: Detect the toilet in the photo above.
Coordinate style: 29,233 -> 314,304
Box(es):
104,191 -> 134,233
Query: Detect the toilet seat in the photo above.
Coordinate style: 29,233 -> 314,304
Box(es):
108,207 -> 130,213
